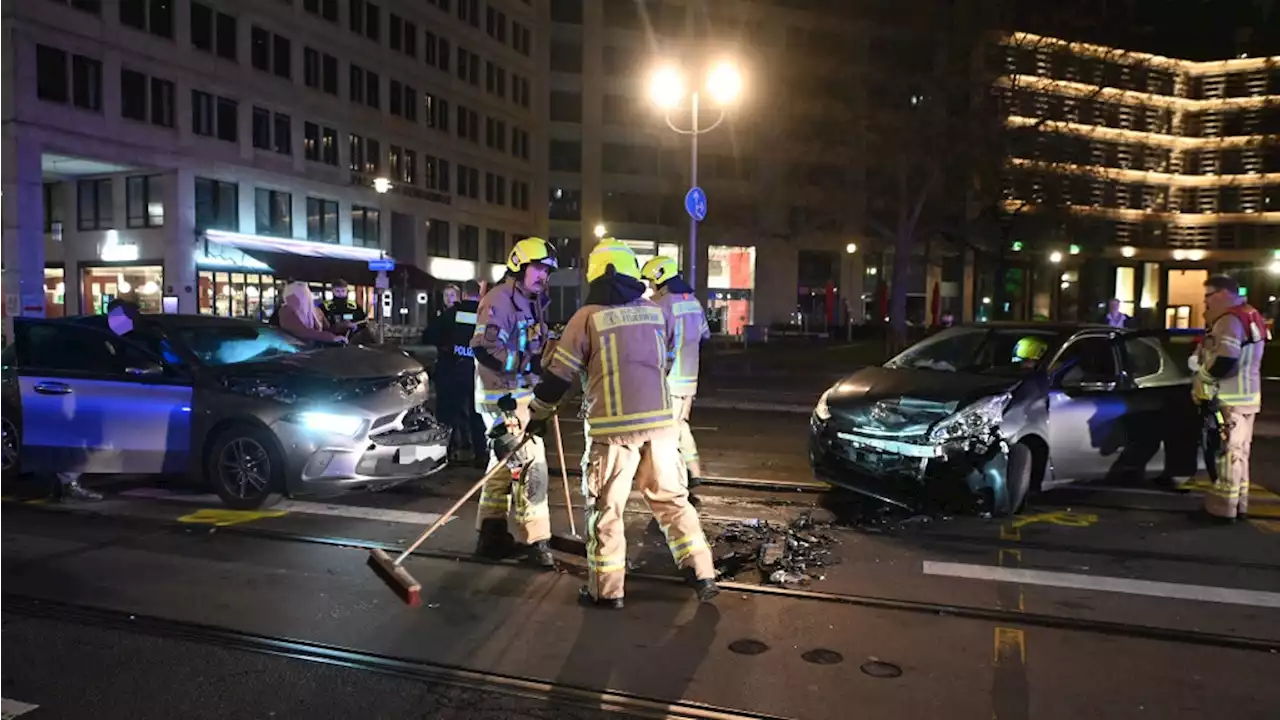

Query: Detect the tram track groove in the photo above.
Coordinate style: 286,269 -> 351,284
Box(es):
5,501 -> 1279,653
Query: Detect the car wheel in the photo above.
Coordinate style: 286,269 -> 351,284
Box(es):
1,414 -> 20,481
207,426 -> 283,510
1002,442 -> 1035,516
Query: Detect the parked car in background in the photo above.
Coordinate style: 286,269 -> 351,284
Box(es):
2,314 -> 449,509
809,323 -> 1201,516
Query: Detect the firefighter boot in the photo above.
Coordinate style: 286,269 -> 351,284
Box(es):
475,518 -> 517,559
578,586 -> 625,610
523,539 -> 555,568
685,568 -> 720,602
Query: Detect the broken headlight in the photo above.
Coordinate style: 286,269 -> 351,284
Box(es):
927,392 -> 1011,444
814,389 -> 833,421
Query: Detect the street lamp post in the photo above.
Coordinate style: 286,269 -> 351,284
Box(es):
373,177 -> 391,344
649,61 -> 743,293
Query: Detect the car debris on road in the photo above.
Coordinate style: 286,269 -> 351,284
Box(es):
711,511 -> 841,586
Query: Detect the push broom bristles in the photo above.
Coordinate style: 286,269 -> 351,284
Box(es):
368,548 -> 423,606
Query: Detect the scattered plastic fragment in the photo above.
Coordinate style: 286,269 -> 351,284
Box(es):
712,511 -> 841,585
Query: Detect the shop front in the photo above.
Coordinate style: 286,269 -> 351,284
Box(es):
80,263 -> 166,315
707,245 -> 756,336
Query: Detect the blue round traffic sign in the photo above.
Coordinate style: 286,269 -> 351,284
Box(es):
685,187 -> 707,222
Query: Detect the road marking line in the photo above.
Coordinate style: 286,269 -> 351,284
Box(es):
923,561 -> 1280,608
119,489 -> 450,527
997,549 -> 1025,612
2,698 -> 40,718
1011,511 -> 1099,530
993,627 -> 1026,665
178,509 -> 289,527
1250,519 -> 1280,534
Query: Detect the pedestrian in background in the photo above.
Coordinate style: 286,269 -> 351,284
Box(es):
1193,274 -> 1265,522
641,255 -> 711,506
1104,298 -> 1131,328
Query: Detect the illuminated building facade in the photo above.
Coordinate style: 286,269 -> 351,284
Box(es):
995,32 -> 1280,326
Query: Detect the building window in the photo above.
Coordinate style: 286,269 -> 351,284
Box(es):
457,0 -> 478,27
550,0 -> 583,24
549,140 -> 581,172
365,69 -> 380,108
192,91 -> 238,142
252,108 -> 292,155
456,165 -> 479,199
550,41 -> 582,73
512,180 -> 529,211
426,219 -> 451,257
402,149 -> 417,184
349,133 -> 364,172
512,22 -> 531,56
251,27 -> 292,79
459,224 -> 480,261
302,47 -> 337,92
485,229 -> 506,264
456,47 -> 480,85
126,175 -> 164,228
550,91 -> 582,123
349,0 -> 380,41
120,69 -> 175,128
119,0 -> 173,39
457,106 -> 479,142
49,0 -> 102,14
351,205 -> 380,247
195,177 -> 238,232
304,123 -> 338,166
36,46 -> 103,111
254,188 -> 293,237
77,179 -> 113,231
424,92 -> 449,131
303,0 -> 339,23
512,128 -> 530,161
549,187 -> 581,221
390,80 -> 417,120
191,3 -> 237,61
388,14 -> 416,57
306,197 -> 339,243
486,6 -> 507,41
364,138 -> 380,174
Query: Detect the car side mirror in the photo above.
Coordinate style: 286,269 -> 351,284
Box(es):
125,362 -> 164,377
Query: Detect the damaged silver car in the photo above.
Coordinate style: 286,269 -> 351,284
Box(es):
809,324 -> 1201,515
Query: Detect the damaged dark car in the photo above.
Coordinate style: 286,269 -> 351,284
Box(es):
809,324 -> 1201,516
3,315 -> 450,509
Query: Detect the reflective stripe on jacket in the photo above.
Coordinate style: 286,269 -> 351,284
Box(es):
652,287 -> 710,396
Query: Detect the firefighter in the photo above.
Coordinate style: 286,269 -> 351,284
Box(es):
1193,274 -> 1265,522
641,255 -> 711,505
424,280 -> 487,468
525,241 -> 719,609
470,236 -> 558,567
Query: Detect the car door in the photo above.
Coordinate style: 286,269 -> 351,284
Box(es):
1045,334 -> 1129,484
13,319 -> 193,475
1115,331 -> 1200,479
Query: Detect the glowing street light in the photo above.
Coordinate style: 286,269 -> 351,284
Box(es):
1049,250 -> 1064,264
593,223 -> 607,239
372,177 -> 392,193
1120,245 -> 1137,258
648,59 -> 745,293
845,242 -> 858,254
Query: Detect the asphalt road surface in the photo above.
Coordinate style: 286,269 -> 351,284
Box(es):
4,407 -> 1280,719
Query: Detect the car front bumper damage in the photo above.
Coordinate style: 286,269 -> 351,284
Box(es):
809,413 -> 1010,512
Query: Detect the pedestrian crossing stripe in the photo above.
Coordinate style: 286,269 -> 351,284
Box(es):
2,698 -> 40,719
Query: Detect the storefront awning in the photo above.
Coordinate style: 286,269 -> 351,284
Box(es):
201,230 -> 438,289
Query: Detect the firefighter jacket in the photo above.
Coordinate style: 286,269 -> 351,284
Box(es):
544,297 -> 679,443
651,281 -> 710,397
470,278 -> 547,412
1195,302 -> 1265,410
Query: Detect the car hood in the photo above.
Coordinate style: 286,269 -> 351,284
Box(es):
216,347 -> 428,404
826,366 -> 1020,435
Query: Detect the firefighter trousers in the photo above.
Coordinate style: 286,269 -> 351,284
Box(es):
1204,405 -> 1256,520
582,432 -> 714,601
670,394 -> 702,484
475,393 -> 551,544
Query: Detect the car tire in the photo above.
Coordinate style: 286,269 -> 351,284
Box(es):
2,413 -> 21,483
1003,442 -> 1035,516
206,425 -> 284,511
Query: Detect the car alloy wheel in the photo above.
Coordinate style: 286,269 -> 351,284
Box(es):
218,437 -> 272,501
1,417 -> 18,473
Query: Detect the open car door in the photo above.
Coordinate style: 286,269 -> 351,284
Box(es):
10,318 -> 194,475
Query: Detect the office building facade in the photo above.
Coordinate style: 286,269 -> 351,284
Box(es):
3,0 -> 548,327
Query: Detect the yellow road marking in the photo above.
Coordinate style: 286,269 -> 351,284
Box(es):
1249,519 -> 1280,534
1010,511 -> 1099,530
998,549 -> 1025,611
993,627 -> 1026,665
177,508 -> 288,527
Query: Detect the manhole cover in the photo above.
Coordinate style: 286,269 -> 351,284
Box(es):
860,660 -> 903,678
728,639 -> 770,656
801,649 -> 844,665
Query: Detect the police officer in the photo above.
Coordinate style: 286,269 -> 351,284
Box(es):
322,279 -> 370,341
641,256 -> 711,504
470,237 -> 557,567
425,280 -> 487,468
526,241 -> 718,609
1193,274 -> 1265,522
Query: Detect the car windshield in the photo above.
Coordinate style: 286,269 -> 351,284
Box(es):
884,327 -> 1064,375
176,324 -> 312,366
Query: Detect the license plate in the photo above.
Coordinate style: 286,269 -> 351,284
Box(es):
397,444 -> 447,464
836,432 -> 941,458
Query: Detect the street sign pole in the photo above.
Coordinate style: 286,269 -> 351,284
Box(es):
370,256 -> 395,345
689,91 -> 700,292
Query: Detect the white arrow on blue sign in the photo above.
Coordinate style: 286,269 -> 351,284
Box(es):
368,258 -> 396,272
684,186 -> 707,222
